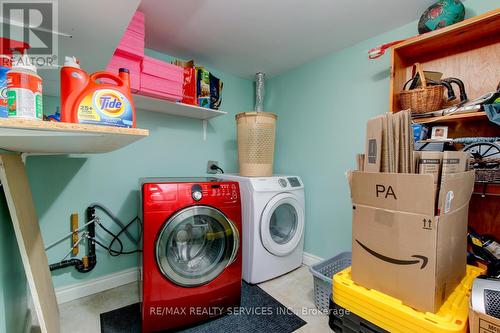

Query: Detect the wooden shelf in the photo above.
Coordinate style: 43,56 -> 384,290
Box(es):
392,9 -> 500,62
0,119 -> 149,154
133,95 -> 226,120
390,9 -> 500,113
412,111 -> 488,124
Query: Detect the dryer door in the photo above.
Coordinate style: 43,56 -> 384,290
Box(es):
260,193 -> 304,256
156,206 -> 239,287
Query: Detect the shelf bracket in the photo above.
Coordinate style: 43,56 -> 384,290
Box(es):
203,120 -> 207,141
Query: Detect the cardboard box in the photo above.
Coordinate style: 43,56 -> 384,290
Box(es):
418,151 -> 442,186
350,170 -> 475,313
442,151 -> 468,176
469,307 -> 500,333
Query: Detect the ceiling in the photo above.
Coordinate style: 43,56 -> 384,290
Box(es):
139,0 -> 435,79
40,0 -> 141,96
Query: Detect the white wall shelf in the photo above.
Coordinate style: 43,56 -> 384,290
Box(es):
133,94 -> 227,120
0,119 -> 149,154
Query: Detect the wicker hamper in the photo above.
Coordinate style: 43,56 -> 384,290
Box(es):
236,112 -> 277,177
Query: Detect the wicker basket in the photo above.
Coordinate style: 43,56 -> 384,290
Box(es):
399,63 -> 445,114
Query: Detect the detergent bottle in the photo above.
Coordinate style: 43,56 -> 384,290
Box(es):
7,54 -> 43,120
0,38 -> 30,118
60,56 -> 136,128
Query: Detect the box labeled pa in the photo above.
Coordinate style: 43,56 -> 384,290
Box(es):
349,170 -> 475,313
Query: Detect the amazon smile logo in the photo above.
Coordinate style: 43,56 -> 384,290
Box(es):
355,240 -> 428,269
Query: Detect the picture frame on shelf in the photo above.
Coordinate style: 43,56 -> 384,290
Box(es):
431,126 -> 448,140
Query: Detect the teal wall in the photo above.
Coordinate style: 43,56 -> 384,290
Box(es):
265,0 -> 499,259
23,49 -> 253,288
0,191 -> 28,333
1,2 -> 498,330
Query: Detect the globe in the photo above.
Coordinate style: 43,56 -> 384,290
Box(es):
418,0 -> 465,34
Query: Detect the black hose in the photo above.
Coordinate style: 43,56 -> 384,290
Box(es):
442,78 -> 468,102
95,216 -> 142,256
48,206 -> 140,273
88,203 -> 138,244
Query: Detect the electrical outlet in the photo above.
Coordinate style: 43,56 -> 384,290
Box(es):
207,160 -> 219,174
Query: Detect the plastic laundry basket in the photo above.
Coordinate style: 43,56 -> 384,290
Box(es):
309,252 -> 352,312
236,112 -> 277,177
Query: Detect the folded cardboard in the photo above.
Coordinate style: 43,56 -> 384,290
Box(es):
469,306 -> 500,333
106,51 -> 141,92
364,111 -> 413,174
417,151 -> 442,186
350,170 -> 475,313
142,56 -> 184,81
442,151 -> 468,176
364,117 -> 382,172
139,56 -> 183,101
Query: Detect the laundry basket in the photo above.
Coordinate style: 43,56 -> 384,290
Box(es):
236,112 -> 277,177
309,252 -> 352,312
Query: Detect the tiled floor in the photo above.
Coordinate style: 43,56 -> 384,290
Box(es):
56,265 -> 330,333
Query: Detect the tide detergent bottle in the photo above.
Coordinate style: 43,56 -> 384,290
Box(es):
60,56 -> 136,128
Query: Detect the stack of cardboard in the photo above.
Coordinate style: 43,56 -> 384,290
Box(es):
362,110 -> 414,173
348,110 -> 475,313
138,56 -> 184,101
106,11 -> 145,92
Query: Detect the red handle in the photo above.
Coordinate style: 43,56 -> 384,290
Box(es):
90,72 -> 124,86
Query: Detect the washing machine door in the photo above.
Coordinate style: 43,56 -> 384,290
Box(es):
156,206 -> 239,287
260,193 -> 304,257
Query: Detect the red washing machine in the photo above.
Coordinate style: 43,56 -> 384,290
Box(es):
141,178 -> 242,332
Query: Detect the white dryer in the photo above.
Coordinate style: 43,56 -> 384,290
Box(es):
218,175 -> 305,284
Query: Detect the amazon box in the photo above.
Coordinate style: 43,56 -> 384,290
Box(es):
350,170 -> 475,313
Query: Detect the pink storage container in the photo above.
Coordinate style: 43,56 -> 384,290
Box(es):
114,11 -> 145,59
138,56 -> 183,101
105,51 -> 141,92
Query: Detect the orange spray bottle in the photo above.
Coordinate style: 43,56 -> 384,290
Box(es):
60,56 -> 136,128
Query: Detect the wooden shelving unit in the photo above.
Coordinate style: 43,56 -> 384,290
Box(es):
473,182 -> 500,197
0,119 -> 149,154
389,9 -> 500,239
390,9 -> 500,114
133,94 -> 226,120
412,111 -> 488,124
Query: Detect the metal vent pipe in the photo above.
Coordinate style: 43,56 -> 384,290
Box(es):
255,72 -> 265,111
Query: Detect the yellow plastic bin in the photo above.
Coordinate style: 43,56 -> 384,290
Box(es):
236,112 -> 277,177
332,265 -> 484,333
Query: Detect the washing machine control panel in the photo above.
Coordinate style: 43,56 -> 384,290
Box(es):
204,183 -> 239,201
143,181 -> 240,211
191,184 -> 203,201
